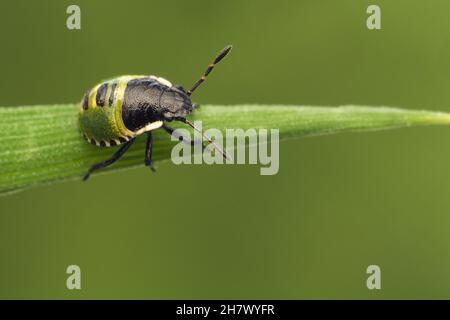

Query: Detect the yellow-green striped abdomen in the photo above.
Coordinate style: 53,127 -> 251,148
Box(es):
78,76 -> 144,147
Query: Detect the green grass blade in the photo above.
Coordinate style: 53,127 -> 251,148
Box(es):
1,104 -> 450,195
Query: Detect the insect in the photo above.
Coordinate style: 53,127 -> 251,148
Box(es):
79,45 -> 232,181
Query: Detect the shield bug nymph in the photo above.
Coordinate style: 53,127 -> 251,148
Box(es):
78,45 -> 232,180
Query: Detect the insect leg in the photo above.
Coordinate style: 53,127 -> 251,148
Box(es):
82,138 -> 135,181
162,124 -> 200,146
183,119 -> 231,160
144,131 -> 156,172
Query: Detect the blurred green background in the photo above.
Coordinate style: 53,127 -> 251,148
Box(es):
1,0 -> 450,299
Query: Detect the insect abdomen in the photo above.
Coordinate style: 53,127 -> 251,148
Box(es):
79,77 -> 138,147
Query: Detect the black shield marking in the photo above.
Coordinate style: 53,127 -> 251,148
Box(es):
82,92 -> 89,110
96,83 -> 108,107
108,83 -> 117,106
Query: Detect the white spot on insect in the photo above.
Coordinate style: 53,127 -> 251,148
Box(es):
134,120 -> 164,135
149,75 -> 172,87
158,77 -> 172,87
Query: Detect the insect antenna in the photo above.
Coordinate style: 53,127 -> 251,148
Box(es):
186,45 -> 232,96
184,119 -> 231,160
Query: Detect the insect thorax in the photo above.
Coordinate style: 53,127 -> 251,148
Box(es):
121,77 -> 193,132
